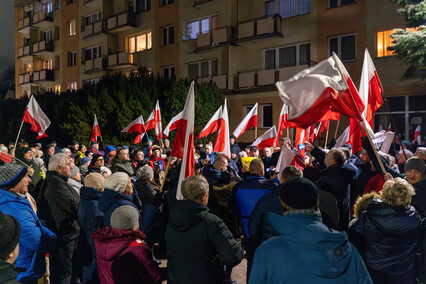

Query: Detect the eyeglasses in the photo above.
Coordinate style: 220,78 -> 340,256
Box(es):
97,158 -> 104,161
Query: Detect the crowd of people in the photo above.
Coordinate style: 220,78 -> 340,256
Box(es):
0,134 -> 425,284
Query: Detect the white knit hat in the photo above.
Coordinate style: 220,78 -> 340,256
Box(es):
103,172 -> 129,193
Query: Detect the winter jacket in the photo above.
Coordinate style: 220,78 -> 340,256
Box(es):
92,227 -> 162,284
349,197 -> 421,284
111,157 -> 135,176
134,180 -> 163,235
165,199 -> 243,284
250,212 -> 373,284
228,175 -> 276,237
0,190 -> 56,282
230,142 -> 241,156
411,176 -> 426,218
0,262 -> 21,284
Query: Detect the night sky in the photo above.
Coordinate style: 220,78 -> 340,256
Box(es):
0,1 -> 15,76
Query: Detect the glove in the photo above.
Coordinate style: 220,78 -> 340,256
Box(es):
39,169 -> 46,180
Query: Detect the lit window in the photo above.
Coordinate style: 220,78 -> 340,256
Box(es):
328,34 -> 356,61
377,28 -> 418,57
69,19 -> 76,36
128,31 -> 152,53
187,59 -> 218,80
264,43 -> 310,69
69,82 -> 77,91
186,16 -> 217,40
163,26 -> 174,46
55,84 -> 61,93
43,58 -> 53,70
43,1 -> 53,13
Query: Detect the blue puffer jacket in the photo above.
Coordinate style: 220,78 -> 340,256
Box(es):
250,213 -> 373,284
0,189 -> 56,283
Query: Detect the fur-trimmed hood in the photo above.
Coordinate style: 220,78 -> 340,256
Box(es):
352,192 -> 379,219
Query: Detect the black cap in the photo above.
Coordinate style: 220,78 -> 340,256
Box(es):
250,145 -> 259,151
0,210 -> 21,260
278,176 -> 319,210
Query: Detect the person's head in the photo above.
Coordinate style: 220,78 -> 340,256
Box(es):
164,139 -> 170,148
22,147 -> 33,161
100,166 -> 112,179
401,140 -> 412,151
405,157 -> 425,184
339,147 -> 351,161
84,173 -> 105,192
152,146 -> 161,158
280,165 -> 303,184
249,158 -> 264,176
80,157 -> 91,167
136,165 -> 154,181
49,153 -> 72,178
70,165 -> 81,182
116,147 -> 130,162
360,148 -> 370,164
110,205 -> 139,231
415,147 -> 426,160
46,144 -> 55,156
61,148 -> 72,158
70,140 -> 79,151
91,141 -> 99,149
230,135 -> 236,145
0,146 -> 7,154
133,149 -> 145,162
50,140 -> 57,147
278,176 -> 319,211
250,145 -> 260,157
324,148 -> 346,168
263,147 -> 272,158
85,150 -> 93,159
0,210 -> 21,264
30,147 -> 36,157
0,164 -> 30,194
104,172 -> 133,195
79,144 -> 87,153
380,177 -> 415,208
196,140 -> 203,148
398,149 -> 413,164
91,154 -> 104,168
213,155 -> 228,172
204,145 -> 213,155
36,149 -> 43,158
231,152 -> 237,159
181,175 -> 209,205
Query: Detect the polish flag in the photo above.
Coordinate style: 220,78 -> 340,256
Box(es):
91,114 -> 101,142
413,125 -> 421,144
170,81 -> 195,200
198,106 -> 222,139
306,124 -> 316,144
163,111 -> 183,138
145,111 -> 155,130
121,115 -> 147,144
314,120 -> 330,140
275,145 -> 306,180
334,126 -> 350,148
275,104 -> 289,146
145,101 -> 163,140
213,99 -> 231,158
233,103 -> 258,139
0,153 -> 13,164
276,54 -> 365,129
252,126 -> 277,151
22,96 -> 51,139
295,127 -> 308,159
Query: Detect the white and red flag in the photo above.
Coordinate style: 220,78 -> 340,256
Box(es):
314,120 -> 330,140
294,127 -> 308,159
275,145 -> 306,179
22,96 -> 51,139
91,114 -> 101,142
233,103 -> 258,139
373,131 -> 395,154
213,99 -> 231,158
145,101 -> 163,140
252,126 -> 277,151
334,126 -> 350,148
170,81 -> 195,200
275,54 -> 365,129
275,103 -> 289,146
163,111 -> 183,138
121,115 -> 147,144
0,153 -> 13,164
413,125 -> 421,144
197,106 -> 222,139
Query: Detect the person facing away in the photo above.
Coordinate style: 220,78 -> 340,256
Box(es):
0,209 -> 21,284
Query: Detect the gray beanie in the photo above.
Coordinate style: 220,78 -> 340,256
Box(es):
110,205 -> 139,230
103,172 -> 129,193
70,165 -> 79,178
405,157 -> 425,176
84,173 -> 105,190
136,165 -> 153,180
0,164 -> 28,190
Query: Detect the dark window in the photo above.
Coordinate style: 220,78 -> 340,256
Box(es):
341,35 -> 355,61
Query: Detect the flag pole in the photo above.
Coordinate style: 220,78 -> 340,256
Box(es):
286,126 -> 289,138
254,126 -> 258,140
159,155 -> 172,193
324,128 -> 329,149
13,120 -> 25,154
334,119 -> 341,138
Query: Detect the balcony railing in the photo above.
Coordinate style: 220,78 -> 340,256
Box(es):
33,10 -> 53,27
84,20 -> 105,39
106,10 -> 136,32
33,69 -> 54,83
32,40 -> 54,54
108,51 -> 134,68
18,73 -> 32,85
17,17 -> 32,32
18,45 -> 32,58
194,75 -> 228,89
237,14 -> 282,42
195,26 -> 236,52
85,57 -> 106,73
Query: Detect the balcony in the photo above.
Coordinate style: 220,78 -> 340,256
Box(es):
83,0 -> 101,7
17,17 -> 32,33
108,51 -> 135,69
85,57 -> 106,73
32,40 -> 54,55
193,0 -> 215,7
83,20 -> 106,39
32,69 -> 54,83
17,45 -> 32,59
32,10 -> 53,27
195,26 -> 236,52
18,73 -> 32,85
106,11 -> 136,33
237,14 -> 283,42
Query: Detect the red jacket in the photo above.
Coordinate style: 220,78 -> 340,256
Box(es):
92,227 -> 162,284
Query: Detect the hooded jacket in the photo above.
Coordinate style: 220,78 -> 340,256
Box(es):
92,227 -> 162,284
165,199 -> 243,284
410,176 -> 426,218
250,213 -> 372,284
111,157 -> 135,176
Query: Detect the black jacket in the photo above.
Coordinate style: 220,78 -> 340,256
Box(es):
0,262 -> 21,284
411,177 -> 426,218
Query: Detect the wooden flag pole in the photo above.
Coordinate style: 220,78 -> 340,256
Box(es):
13,120 -> 25,154
334,119 -> 341,138
324,128 -> 330,149
254,126 -> 258,140
286,126 -> 289,138
159,155 -> 172,193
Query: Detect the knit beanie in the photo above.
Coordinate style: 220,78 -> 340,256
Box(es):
136,165 -> 154,180
81,157 -> 91,166
84,173 -> 105,190
405,157 -> 425,176
0,164 -> 28,190
278,176 -> 319,210
104,145 -> 116,157
103,172 -> 129,193
110,205 -> 139,230
90,154 -> 103,166
0,209 -> 21,260
70,165 -> 79,178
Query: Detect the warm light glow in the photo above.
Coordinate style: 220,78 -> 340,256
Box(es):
377,28 -> 417,57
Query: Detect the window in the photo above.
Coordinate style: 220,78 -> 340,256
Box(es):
134,0 -> 151,12
279,0 -> 310,18
186,16 -> 217,40
85,12 -> 102,26
68,51 -> 77,67
45,86 -> 53,93
43,58 -> 53,70
187,59 -> 218,80
329,34 -> 356,61
43,1 -> 53,13
84,78 -> 100,86
69,82 -> 77,91
244,105 -> 254,116
84,46 -> 101,61
69,19 -> 76,36
162,65 -> 175,79
162,26 -> 174,46
377,28 -> 417,58
128,31 -> 152,53
265,1 -> 275,16
328,0 -> 355,8
161,0 -> 174,6
54,84 -> 61,93
43,29 -> 53,42
24,37 -> 30,46
261,104 -> 273,128
264,43 -> 310,69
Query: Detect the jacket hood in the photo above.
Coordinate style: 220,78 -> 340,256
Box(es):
80,186 -> 102,201
266,212 -> 355,279
168,200 -> 208,232
99,188 -> 132,213
352,192 -> 379,218
92,227 -> 146,261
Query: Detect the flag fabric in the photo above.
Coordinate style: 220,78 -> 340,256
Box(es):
121,115 -> 147,144
0,153 -> 13,164
314,120 -> 330,140
154,100 -> 162,140
213,99 -> 231,158
334,126 -> 350,148
170,82 -> 195,200
145,111 -> 156,130
275,145 -> 306,180
90,146 -> 104,156
252,126 -> 277,151
91,114 -> 101,142
233,103 -> 258,139
276,104 -> 289,146
295,127 -> 308,159
22,96 -> 51,139
163,111 -> 183,138
307,124 -> 316,144
198,106 -> 222,139
413,125 -> 421,144
372,131 -> 395,154
275,54 -> 365,129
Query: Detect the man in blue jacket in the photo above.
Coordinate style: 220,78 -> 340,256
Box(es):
250,177 -> 372,284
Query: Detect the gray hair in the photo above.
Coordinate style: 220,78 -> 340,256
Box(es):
181,175 -> 209,202
61,148 -> 71,155
48,153 -> 70,172
0,146 -> 7,153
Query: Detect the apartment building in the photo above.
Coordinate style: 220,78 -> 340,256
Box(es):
15,0 -> 426,142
